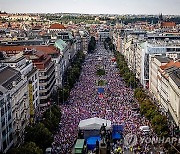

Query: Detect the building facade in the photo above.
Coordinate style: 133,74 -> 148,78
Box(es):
0,65 -> 30,149
24,49 -> 56,107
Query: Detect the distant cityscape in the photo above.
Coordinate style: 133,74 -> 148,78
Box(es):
0,9 -> 180,154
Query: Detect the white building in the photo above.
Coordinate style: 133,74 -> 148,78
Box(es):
24,50 -> 56,107
0,65 -> 30,148
149,55 -> 180,127
120,32 -> 180,88
97,29 -> 110,42
2,53 -> 40,113
79,30 -> 90,54
0,86 -> 13,153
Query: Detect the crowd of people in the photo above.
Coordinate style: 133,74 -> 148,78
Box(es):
52,43 -> 161,154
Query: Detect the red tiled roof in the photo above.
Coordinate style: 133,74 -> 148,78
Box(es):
0,45 -> 60,55
0,14 -> 8,17
160,61 -> 180,70
23,50 -> 52,70
49,23 -> 66,29
161,22 -> 176,27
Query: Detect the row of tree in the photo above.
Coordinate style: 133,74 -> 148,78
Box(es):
108,39 -> 178,152
104,37 -> 115,51
8,105 -> 61,154
112,42 -> 169,136
97,80 -> 106,86
134,88 -> 180,153
134,88 -> 169,137
119,16 -> 180,25
52,50 -> 85,104
106,38 -> 170,137
114,50 -> 137,89
44,15 -> 100,24
88,36 -> 96,53
104,37 -> 138,88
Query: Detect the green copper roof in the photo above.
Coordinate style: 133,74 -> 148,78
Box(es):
54,39 -> 67,51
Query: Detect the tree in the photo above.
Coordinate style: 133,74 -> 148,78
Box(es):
25,123 -> 53,150
151,114 -> 169,136
134,88 -> 146,101
88,36 -> 96,53
58,87 -> 70,103
96,69 -> 106,76
127,76 -> 137,88
42,105 -> 61,133
9,142 -> 43,154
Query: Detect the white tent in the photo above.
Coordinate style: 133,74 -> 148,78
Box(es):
78,117 -> 111,130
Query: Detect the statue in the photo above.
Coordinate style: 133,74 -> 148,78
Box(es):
100,123 -> 106,144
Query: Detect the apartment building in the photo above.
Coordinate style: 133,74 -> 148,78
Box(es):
24,49 -> 56,107
74,30 -> 83,52
0,86 -> 13,153
149,55 -> 180,127
97,29 -> 110,42
0,65 -> 30,149
118,30 -> 180,88
149,55 -> 171,100
79,30 -> 90,54
48,23 -> 66,33
2,53 -> 40,115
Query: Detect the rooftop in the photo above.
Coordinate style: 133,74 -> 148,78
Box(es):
54,39 -> 67,51
0,45 -> 59,55
161,22 -> 176,27
0,65 -> 21,90
155,55 -> 171,63
49,23 -> 66,29
160,60 -> 180,70
165,66 -> 180,88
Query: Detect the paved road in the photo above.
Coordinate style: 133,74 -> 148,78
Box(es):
52,42 -> 158,154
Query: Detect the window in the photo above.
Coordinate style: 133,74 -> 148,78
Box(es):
7,103 -> 11,110
7,94 -> 10,101
8,113 -> 11,121
4,105 -> 7,112
32,76 -> 34,82
35,73 -> 37,80
1,119 -> 5,127
0,99 -> 5,106
9,123 -> 12,130
35,82 -> 37,89
33,95 -> 35,101
36,99 -> 38,106
39,86 -> 45,90
2,130 -> 6,138
36,91 -> 38,97
9,133 -> 13,142
1,107 -> 5,117
3,140 -> 7,150
39,79 -> 45,83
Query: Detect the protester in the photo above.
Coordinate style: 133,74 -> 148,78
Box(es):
52,43 -> 157,154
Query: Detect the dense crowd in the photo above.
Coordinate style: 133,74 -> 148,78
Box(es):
52,43 -> 161,154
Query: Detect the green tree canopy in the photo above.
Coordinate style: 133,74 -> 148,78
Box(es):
9,142 -> 43,154
25,123 -> 53,150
